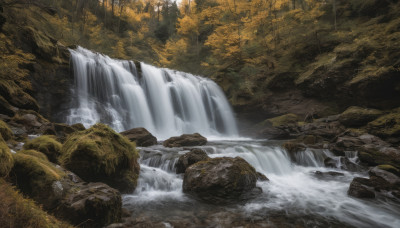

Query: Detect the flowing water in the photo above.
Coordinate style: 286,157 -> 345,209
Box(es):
66,47 -> 237,139
66,47 -> 400,227
124,141 -> 400,227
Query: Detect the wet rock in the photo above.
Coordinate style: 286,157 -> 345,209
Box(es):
257,172 -> 269,181
60,124 -> 140,193
163,133 -> 207,148
301,120 -> 345,140
339,106 -> 382,127
348,177 -> 375,198
314,171 -> 345,177
368,167 -> 400,191
175,148 -> 209,174
258,113 -> 299,139
324,156 -> 360,172
183,157 -> 260,203
121,127 -> 157,147
377,165 -> 400,176
23,135 -> 62,163
283,141 -> 306,153
55,182 -> 122,228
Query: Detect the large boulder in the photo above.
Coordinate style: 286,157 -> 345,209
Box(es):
358,146 -> 400,170
60,124 -> 140,193
175,148 -> 209,174
0,80 -> 39,111
23,135 -> 62,163
120,127 -> 157,147
348,177 -> 375,198
367,108 -> 400,140
183,157 -> 260,203
10,151 -> 122,227
0,135 -> 13,177
339,106 -> 382,127
258,113 -> 299,139
163,133 -> 207,148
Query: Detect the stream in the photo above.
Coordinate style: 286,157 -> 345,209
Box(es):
123,140 -> 400,228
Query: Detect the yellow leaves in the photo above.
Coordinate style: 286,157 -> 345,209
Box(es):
177,15 -> 199,37
112,41 -> 128,59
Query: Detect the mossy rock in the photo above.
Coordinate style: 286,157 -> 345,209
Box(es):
262,113 -> 299,127
0,80 -> 39,111
18,149 -> 50,161
358,146 -> 400,170
339,106 -> 382,127
23,135 -> 62,163
60,123 -> 140,193
0,120 -> 13,141
0,135 -> 14,177
377,165 -> 400,176
10,151 -> 65,207
367,108 -> 400,138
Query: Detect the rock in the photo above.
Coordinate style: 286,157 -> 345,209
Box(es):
120,127 -> 157,147
314,171 -> 344,177
258,114 -> 299,139
377,165 -> 400,176
42,123 -> 85,142
0,120 -> 13,141
301,120 -> 345,140
257,172 -> 269,181
7,110 -> 51,139
339,106 -> 382,127
54,182 -> 122,228
358,145 -> 400,170
0,135 -> 13,177
0,80 -> 39,111
23,135 -> 62,163
367,108 -> 400,138
331,133 -> 388,156
60,123 -> 140,193
348,177 -> 375,198
283,141 -> 306,153
163,133 -> 207,148
71,123 -> 85,131
368,167 -> 400,191
175,148 -> 209,174
10,150 -> 122,227
183,157 -> 260,203
324,157 -> 360,171
0,95 -> 17,116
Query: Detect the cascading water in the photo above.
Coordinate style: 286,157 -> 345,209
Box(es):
66,47 -> 238,139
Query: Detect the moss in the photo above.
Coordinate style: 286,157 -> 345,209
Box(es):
0,80 -> 39,111
60,123 -> 139,192
18,149 -> 49,161
377,165 -> 400,176
23,135 -> 62,163
11,152 -> 65,201
358,147 -> 400,170
0,179 -> 73,228
0,120 -> 13,141
367,108 -> 400,137
339,106 -> 383,127
0,135 -> 14,177
261,113 -> 299,127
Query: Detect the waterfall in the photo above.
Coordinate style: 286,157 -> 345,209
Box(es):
66,47 -> 238,139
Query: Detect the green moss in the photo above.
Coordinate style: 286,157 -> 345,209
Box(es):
18,149 -> 49,161
60,123 -> 139,192
262,113 -> 299,127
23,135 -> 62,163
339,106 -> 383,127
0,179 -> 73,228
0,80 -> 39,111
377,165 -> 400,176
367,108 -> 400,137
0,135 -> 14,177
0,120 -> 13,141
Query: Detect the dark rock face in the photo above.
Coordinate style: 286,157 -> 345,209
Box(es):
338,106 -> 382,127
163,133 -> 207,147
358,146 -> 400,170
61,124 -> 140,193
348,177 -> 376,198
175,148 -> 209,174
257,113 -> 299,139
120,127 -> 157,147
183,157 -> 260,203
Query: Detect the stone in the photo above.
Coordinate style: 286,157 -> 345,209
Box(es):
120,127 -> 157,147
60,124 -> 140,193
23,135 -> 62,163
163,133 -> 207,148
348,177 -> 375,198
339,106 -> 382,127
183,157 -> 260,203
175,148 -> 209,174
0,120 -> 13,141
0,135 -> 13,177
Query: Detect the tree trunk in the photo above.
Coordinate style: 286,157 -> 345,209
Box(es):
333,0 -> 337,31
